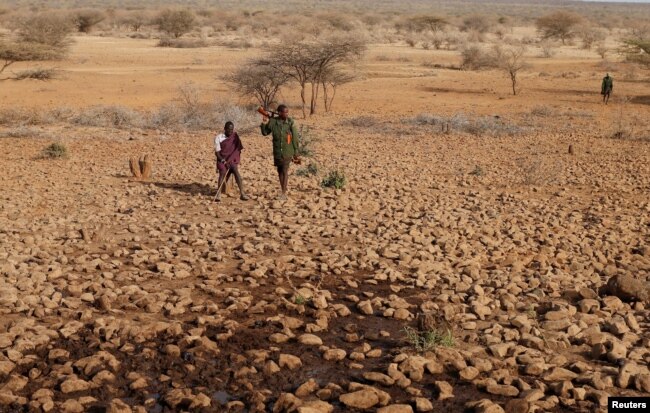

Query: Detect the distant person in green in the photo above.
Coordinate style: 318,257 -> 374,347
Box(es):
601,73 -> 613,104
260,104 -> 300,200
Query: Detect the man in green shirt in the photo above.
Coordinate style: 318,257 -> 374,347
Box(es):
601,73 -> 613,104
260,104 -> 300,200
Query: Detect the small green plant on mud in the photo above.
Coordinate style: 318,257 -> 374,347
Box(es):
321,169 -> 346,189
296,162 -> 318,177
403,326 -> 455,352
293,294 -> 307,305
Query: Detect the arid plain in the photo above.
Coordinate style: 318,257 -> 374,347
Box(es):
1,3 -> 650,413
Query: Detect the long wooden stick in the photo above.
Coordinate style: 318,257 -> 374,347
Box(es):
213,165 -> 231,201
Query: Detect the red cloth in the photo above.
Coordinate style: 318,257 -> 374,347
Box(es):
217,132 -> 243,173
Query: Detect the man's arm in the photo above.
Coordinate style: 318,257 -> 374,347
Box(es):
291,122 -> 300,154
260,118 -> 273,136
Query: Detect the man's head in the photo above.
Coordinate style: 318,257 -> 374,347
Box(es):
277,104 -> 289,120
606,73 -> 610,77
224,121 -> 234,136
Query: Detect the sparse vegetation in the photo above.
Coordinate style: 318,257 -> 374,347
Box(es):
536,11 -> 582,44
405,112 -> 524,137
157,37 -> 207,48
71,9 -> 106,33
155,9 -> 196,38
223,60 -> 289,109
74,105 -> 144,129
403,326 -> 454,352
13,67 -> 58,81
494,44 -> 529,95
296,162 -> 319,177
620,38 -> 650,68
296,126 -> 317,158
41,142 -> 67,159
347,116 -> 378,128
320,169 -> 346,189
469,165 -> 484,176
16,14 -> 74,49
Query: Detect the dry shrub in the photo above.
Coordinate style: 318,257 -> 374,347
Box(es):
404,112 -> 524,137
71,9 -> 105,33
0,108 -> 58,126
214,38 -> 253,49
536,11 -> 582,44
41,142 -> 68,159
460,44 -> 496,70
0,126 -> 41,138
529,105 -> 555,117
539,41 -> 555,58
578,26 -> 607,50
516,156 -> 563,186
461,15 -> 492,34
13,67 -> 58,80
318,12 -> 356,32
17,14 -> 74,49
155,9 -> 196,38
346,116 -> 378,127
157,37 -> 207,48
73,105 -> 145,129
150,84 -> 257,131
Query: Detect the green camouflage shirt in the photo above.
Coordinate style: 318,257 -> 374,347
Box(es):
260,117 -> 300,161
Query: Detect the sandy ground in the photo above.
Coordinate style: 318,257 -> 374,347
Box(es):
0,33 -> 649,413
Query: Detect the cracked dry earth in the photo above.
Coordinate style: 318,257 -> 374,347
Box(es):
0,122 -> 649,413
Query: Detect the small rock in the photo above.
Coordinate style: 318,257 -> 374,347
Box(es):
377,405 -> 413,413
357,301 -> 373,315
295,379 -> 319,397
323,349 -> 347,361
415,397 -> 433,412
363,372 -> 395,386
298,334 -> 323,346
434,381 -> 454,400
279,354 -> 302,370
60,378 -> 92,394
486,384 -> 519,397
602,274 -> 650,303
542,367 -> 578,382
339,390 -> 379,409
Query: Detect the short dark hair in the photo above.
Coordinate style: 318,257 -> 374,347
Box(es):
277,104 -> 288,112
224,121 -> 234,128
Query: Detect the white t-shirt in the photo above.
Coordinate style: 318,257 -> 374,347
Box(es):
214,133 -> 227,152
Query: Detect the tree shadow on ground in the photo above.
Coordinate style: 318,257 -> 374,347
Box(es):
630,95 -> 650,105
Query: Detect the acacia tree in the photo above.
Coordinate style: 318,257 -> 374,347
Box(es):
408,15 -> 448,33
495,45 -> 529,95
261,45 -> 312,118
1,14 -> 72,81
156,9 -> 196,38
536,11 -> 582,44
222,60 -> 289,109
72,9 -> 106,33
621,38 -> 650,67
261,35 -> 364,117
307,35 -> 365,115
321,68 -> 355,112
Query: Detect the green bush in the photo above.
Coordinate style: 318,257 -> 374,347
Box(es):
403,326 -> 454,352
321,169 -> 346,189
296,125 -> 317,157
296,162 -> 318,177
42,142 -> 67,159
